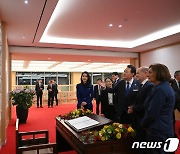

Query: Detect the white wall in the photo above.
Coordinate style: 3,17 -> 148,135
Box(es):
140,43 -> 180,76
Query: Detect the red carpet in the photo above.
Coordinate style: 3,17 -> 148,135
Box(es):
0,104 -> 80,154
1,103 -> 180,154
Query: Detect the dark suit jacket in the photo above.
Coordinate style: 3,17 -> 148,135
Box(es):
94,85 -> 101,102
101,90 -> 116,120
47,84 -> 56,95
76,83 -> 94,110
107,79 -> 139,123
53,83 -> 58,94
35,83 -> 44,95
133,81 -> 154,118
171,79 -> 180,111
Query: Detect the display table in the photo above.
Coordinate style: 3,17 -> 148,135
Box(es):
56,114 -> 136,154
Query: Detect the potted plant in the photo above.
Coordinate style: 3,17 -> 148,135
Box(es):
9,87 -> 35,123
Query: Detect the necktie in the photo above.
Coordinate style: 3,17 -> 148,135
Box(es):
126,82 -> 130,96
140,84 -> 143,88
98,85 -> 101,95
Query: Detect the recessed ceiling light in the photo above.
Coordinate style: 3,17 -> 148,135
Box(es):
88,60 -> 91,62
118,25 -> 122,28
48,58 -> 51,60
22,36 -> 25,39
109,24 -> 113,27
24,0 -> 28,4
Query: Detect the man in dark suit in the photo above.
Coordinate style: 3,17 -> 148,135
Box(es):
47,80 -> 55,108
111,72 -> 120,86
52,79 -> 59,106
127,67 -> 154,146
94,78 -> 102,115
111,72 -> 120,116
171,70 -> 180,136
103,65 -> 139,124
35,79 -> 44,108
171,70 -> 180,111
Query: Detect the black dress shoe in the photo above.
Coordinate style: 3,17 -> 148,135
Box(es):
40,106 -> 43,108
37,106 -> 39,108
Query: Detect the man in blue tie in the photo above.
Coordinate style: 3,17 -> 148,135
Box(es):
102,65 -> 139,124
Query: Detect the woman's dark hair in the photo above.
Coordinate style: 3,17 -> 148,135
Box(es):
81,71 -> 91,85
149,63 -> 171,82
104,77 -> 113,82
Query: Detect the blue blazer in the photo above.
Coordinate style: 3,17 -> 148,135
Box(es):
76,83 -> 94,110
142,81 -> 175,135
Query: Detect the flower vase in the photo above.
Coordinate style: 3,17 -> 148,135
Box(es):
16,106 -> 29,124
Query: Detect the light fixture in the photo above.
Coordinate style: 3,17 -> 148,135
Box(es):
118,25 -> 122,28
109,24 -> 113,27
24,0 -> 28,4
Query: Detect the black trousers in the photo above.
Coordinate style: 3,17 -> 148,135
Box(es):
54,93 -> 58,105
37,94 -> 42,107
48,93 -> 54,107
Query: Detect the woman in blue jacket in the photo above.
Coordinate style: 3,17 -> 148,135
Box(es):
142,63 -> 175,154
76,71 -> 94,111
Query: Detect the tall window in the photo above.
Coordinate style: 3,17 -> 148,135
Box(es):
32,72 -> 45,85
58,72 -> 69,85
16,72 -> 31,85
45,72 -> 57,85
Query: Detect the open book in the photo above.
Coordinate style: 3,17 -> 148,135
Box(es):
65,116 -> 100,132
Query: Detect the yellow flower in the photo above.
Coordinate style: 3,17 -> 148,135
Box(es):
116,133 -> 121,139
101,136 -> 105,141
113,123 -> 119,127
115,128 -> 120,132
127,126 -> 134,133
99,131 -> 103,137
104,125 -> 108,129
119,124 -> 123,128
75,110 -> 80,115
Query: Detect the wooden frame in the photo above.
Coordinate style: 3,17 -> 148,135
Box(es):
16,119 -> 57,154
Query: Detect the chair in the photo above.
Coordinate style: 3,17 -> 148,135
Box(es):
16,119 -> 57,154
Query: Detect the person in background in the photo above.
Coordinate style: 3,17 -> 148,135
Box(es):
141,63 -> 175,154
35,79 -> 44,108
52,79 -> 59,106
171,70 -> 180,111
170,70 -> 180,137
111,72 -> 120,86
94,78 -> 102,115
47,80 -> 55,108
76,71 -> 94,111
127,66 -> 154,153
101,77 -> 116,121
111,72 -> 120,118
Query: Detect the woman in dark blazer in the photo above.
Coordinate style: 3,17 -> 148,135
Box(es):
76,71 -> 94,111
101,77 -> 116,121
142,63 -> 175,154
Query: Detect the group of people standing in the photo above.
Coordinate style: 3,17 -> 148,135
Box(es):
76,64 -> 180,154
35,79 -> 58,108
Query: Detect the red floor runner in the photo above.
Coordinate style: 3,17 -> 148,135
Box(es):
1,103 -> 180,154
0,104 -> 79,154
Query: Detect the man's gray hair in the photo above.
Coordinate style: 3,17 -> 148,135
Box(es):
140,66 -> 149,73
